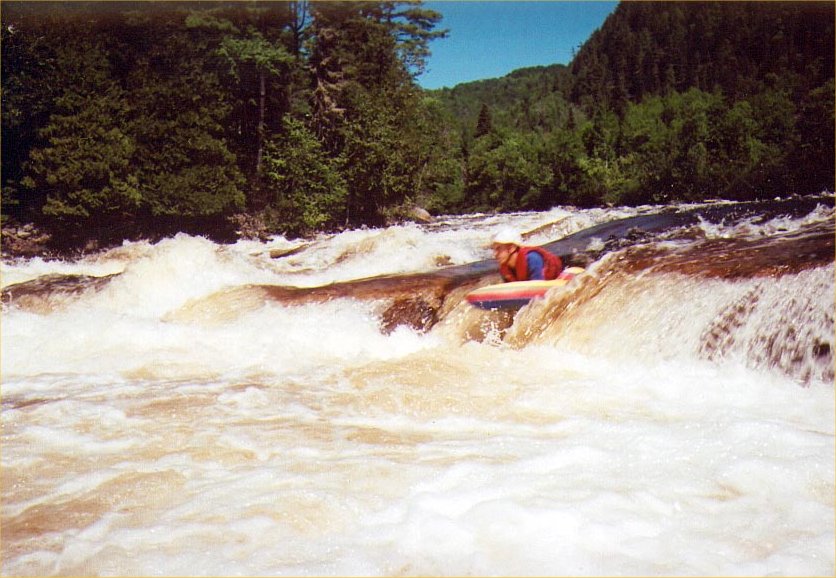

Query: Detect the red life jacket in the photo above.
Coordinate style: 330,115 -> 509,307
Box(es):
500,246 -> 563,282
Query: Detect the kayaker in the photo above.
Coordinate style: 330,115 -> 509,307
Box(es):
491,228 -> 563,282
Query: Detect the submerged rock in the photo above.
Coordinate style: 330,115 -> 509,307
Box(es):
1,273 -> 117,314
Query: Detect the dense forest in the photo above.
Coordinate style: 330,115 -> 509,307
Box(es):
2,1 -> 834,250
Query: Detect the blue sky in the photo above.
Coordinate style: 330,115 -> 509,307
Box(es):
417,1 -> 619,90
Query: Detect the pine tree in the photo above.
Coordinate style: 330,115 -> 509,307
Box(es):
475,103 -> 493,138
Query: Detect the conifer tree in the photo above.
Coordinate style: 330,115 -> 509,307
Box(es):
475,103 -> 493,138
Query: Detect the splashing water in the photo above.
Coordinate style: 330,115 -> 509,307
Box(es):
1,201 -> 833,576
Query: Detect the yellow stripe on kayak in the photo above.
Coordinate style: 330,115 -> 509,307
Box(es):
466,267 -> 585,301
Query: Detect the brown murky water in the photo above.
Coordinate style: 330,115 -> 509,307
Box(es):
2,199 -> 833,576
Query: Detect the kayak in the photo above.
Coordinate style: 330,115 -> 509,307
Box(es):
466,266 -> 584,310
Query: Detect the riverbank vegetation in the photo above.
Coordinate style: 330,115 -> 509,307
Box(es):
2,1 -> 833,252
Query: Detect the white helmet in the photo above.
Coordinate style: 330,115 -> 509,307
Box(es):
491,227 -> 523,246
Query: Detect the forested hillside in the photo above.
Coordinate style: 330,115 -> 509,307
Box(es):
2,0 -> 449,245
569,1 -> 835,201
2,1 -> 833,251
432,64 -> 574,137
433,1 -> 834,210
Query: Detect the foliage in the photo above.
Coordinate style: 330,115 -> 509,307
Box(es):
263,117 -> 347,234
1,0 -> 833,249
465,129 -> 550,211
124,19 -> 246,217
408,95 -> 465,213
21,36 -> 141,222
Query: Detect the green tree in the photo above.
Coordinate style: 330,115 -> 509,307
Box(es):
376,0 -> 447,76
20,38 -> 141,228
125,17 -> 246,218
189,5 -> 296,178
540,129 -> 586,208
263,117 -> 347,234
793,79 -> 836,193
340,87 -> 415,224
620,89 -> 725,202
576,155 -> 637,206
712,99 -> 767,198
1,14 -> 64,219
410,95 -> 465,213
668,89 -> 719,198
475,103 -> 493,137
183,3 -> 303,215
465,129 -> 549,211
620,95 -> 674,202
308,1 -> 443,225
744,86 -> 798,193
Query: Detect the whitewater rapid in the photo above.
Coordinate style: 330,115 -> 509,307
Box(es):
1,201 -> 833,576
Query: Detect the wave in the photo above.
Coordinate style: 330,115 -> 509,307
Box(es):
2,197 -> 833,385
1,198 -> 834,576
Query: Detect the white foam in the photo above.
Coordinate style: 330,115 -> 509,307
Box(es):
2,202 -> 833,577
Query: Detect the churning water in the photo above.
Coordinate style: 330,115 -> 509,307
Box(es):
1,200 -> 833,576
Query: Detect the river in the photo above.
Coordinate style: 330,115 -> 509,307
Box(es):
1,198 -> 834,576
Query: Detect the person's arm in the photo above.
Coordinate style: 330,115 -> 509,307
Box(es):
526,251 -> 545,280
